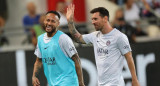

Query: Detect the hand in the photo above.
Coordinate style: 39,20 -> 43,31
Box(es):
66,4 -> 75,23
32,76 -> 40,86
132,79 -> 140,86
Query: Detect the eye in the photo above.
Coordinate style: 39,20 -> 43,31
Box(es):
92,18 -> 97,21
47,19 -> 50,22
51,20 -> 56,23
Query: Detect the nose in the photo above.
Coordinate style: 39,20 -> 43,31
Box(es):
47,21 -> 52,25
92,20 -> 95,24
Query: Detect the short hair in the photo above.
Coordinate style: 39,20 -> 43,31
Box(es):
46,11 -> 61,19
90,7 -> 109,21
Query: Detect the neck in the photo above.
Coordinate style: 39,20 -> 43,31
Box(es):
47,30 -> 58,37
126,4 -> 132,10
29,13 -> 36,17
101,22 -> 113,34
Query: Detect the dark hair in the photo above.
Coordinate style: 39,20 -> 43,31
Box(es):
46,11 -> 60,19
90,7 -> 109,21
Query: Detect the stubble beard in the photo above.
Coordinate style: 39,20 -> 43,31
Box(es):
43,24 -> 57,35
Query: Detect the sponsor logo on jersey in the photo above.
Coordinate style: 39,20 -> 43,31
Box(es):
42,57 -> 56,65
123,45 -> 129,49
97,48 -> 108,56
69,47 -> 75,51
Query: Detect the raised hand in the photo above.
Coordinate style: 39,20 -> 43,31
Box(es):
66,4 -> 75,23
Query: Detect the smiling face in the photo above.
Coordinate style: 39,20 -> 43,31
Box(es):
43,13 -> 59,34
91,12 -> 106,31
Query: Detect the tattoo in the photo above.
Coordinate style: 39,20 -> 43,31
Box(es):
72,54 -> 84,85
33,58 -> 42,77
72,29 -> 77,35
68,21 -> 74,24
34,66 -> 41,77
68,22 -> 81,42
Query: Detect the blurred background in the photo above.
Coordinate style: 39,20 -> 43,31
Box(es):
0,0 -> 160,86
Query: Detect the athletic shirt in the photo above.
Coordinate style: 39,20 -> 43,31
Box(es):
34,30 -> 78,86
82,28 -> 131,86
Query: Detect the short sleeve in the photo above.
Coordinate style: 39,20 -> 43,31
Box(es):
59,34 -> 77,58
117,34 -> 132,55
34,44 -> 42,58
82,33 -> 93,44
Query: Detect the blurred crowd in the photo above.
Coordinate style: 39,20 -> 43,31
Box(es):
110,0 -> 160,43
0,0 -> 160,47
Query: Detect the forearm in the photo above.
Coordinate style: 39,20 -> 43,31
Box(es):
72,54 -> 85,85
68,22 -> 85,44
142,0 -> 151,11
32,58 -> 42,77
125,53 -> 138,81
126,57 -> 138,80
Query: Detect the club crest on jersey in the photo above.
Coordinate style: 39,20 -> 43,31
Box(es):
106,40 -> 111,46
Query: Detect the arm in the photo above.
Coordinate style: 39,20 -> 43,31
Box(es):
32,57 -> 42,86
124,52 -> 140,86
31,29 -> 37,47
71,54 -> 85,86
66,4 -> 86,44
142,0 -> 151,11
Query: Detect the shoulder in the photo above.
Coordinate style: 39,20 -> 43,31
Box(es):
23,15 -> 29,20
38,33 -> 46,39
114,29 -> 125,36
59,34 -> 74,47
59,34 -> 71,41
36,15 -> 40,19
115,29 -> 128,43
92,31 -> 100,35
114,29 -> 128,40
89,31 -> 101,37
36,14 -> 40,17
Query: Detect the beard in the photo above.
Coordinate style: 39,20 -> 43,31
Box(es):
43,24 -> 56,34
47,26 -> 56,34
94,24 -> 103,31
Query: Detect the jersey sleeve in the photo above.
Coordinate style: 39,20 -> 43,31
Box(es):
117,34 -> 132,55
59,34 -> 77,58
34,44 -> 42,58
82,33 -> 94,44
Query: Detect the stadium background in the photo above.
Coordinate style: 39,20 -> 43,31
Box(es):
0,0 -> 160,86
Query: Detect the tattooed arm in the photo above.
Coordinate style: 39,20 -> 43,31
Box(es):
66,4 -> 86,44
72,54 -> 85,86
32,57 -> 42,86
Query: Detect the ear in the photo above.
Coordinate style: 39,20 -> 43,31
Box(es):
57,21 -> 60,26
104,16 -> 108,22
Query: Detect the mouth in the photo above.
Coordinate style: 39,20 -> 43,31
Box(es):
46,25 -> 52,31
94,25 -> 98,28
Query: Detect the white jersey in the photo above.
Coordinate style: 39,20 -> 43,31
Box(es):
34,33 -> 77,58
82,29 -> 131,86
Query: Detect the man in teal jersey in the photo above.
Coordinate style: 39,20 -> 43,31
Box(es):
32,11 -> 85,86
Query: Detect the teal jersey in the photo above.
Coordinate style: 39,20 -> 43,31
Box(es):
37,30 -> 78,86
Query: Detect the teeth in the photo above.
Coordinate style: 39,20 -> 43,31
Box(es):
47,26 -> 51,28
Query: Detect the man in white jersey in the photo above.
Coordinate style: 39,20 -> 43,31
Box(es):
32,11 -> 85,86
66,4 -> 140,86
